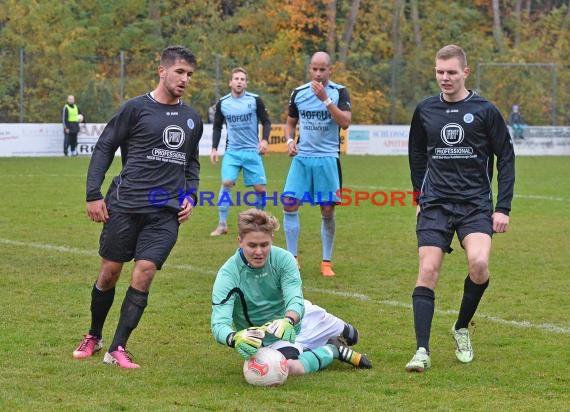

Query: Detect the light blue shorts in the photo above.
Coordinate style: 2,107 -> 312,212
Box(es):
221,150 -> 266,186
282,156 -> 341,204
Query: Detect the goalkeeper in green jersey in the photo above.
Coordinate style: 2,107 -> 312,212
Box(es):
211,209 -> 372,376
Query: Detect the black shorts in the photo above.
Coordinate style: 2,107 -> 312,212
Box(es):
99,209 -> 180,269
416,203 -> 493,253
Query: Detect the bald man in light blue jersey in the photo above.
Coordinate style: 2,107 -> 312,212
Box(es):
210,67 -> 271,236
282,51 -> 352,277
211,209 -> 371,377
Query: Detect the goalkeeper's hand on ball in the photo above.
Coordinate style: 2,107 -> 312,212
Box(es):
232,327 -> 265,359
265,318 -> 296,343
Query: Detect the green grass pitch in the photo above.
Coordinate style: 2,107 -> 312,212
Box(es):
0,154 -> 568,411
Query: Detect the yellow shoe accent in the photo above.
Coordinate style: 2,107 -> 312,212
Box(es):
320,261 -> 335,277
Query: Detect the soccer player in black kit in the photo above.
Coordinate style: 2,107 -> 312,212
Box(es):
72,46 -> 203,368
405,45 -> 515,372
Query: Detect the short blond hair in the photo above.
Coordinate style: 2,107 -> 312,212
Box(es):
435,45 -> 468,68
237,209 -> 280,238
230,67 -> 248,80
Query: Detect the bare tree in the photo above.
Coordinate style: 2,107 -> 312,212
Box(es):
492,0 -> 504,52
524,0 -> 531,17
339,0 -> 360,63
390,0 -> 405,123
409,0 -> 422,48
514,0 -> 522,47
148,0 -> 161,37
326,0 -> 337,56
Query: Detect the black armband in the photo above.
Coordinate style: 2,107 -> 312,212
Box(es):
188,192 -> 198,206
226,332 -> 236,347
285,315 -> 296,326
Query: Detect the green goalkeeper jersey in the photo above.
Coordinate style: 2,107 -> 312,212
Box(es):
211,246 -> 304,347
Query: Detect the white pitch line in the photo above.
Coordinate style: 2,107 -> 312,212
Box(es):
0,238 -> 217,276
512,194 -> 567,202
167,263 -> 218,276
0,238 -> 92,255
2,238 -> 569,335
305,287 -> 570,335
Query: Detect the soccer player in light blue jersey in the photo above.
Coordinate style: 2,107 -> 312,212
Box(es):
282,52 -> 352,277
210,67 -> 271,236
211,209 -> 371,376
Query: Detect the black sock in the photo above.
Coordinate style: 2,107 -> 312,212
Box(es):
89,284 -> 115,338
342,323 -> 359,346
109,286 -> 148,352
455,275 -> 489,329
412,286 -> 435,352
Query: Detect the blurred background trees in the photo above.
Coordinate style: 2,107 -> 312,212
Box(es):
0,0 -> 568,125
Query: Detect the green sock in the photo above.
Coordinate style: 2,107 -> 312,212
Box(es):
298,345 -> 335,374
327,343 -> 340,358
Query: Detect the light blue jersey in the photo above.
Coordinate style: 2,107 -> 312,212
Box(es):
288,80 -> 351,158
212,92 -> 271,151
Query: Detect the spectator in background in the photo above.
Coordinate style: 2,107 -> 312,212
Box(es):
62,95 -> 85,156
508,104 -> 526,139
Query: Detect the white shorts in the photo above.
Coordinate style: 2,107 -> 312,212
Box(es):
270,299 -> 345,353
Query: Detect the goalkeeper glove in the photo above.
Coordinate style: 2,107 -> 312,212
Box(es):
265,317 -> 296,343
232,327 -> 265,359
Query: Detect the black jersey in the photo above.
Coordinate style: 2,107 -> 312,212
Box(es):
86,93 -> 203,212
409,91 -> 515,214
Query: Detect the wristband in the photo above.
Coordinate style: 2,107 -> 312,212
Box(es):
285,315 -> 296,325
286,138 -> 295,145
227,332 -> 236,347
324,97 -> 333,106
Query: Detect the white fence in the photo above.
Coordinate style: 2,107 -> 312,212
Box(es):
1,123 -> 569,157
345,125 -> 570,156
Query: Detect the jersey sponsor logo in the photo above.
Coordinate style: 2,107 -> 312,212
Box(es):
163,125 -> 185,150
187,119 -> 195,129
226,113 -> 253,123
463,113 -> 474,123
434,147 -> 473,155
440,123 -> 464,146
151,148 -> 186,161
299,109 -> 331,121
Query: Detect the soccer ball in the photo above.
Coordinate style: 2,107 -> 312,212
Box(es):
77,114 -> 84,122
243,347 -> 289,387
